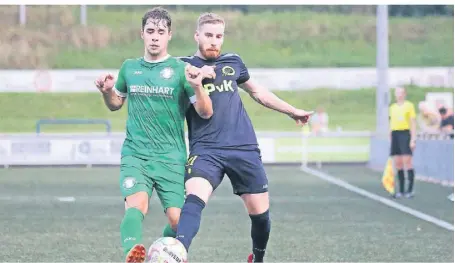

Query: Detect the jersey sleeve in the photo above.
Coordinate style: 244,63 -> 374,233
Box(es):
180,63 -> 197,104
114,61 -> 128,97
236,56 -> 250,85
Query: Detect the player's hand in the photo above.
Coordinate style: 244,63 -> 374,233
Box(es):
290,109 -> 314,125
410,140 -> 416,151
200,65 -> 216,79
185,64 -> 204,88
95,73 -> 115,94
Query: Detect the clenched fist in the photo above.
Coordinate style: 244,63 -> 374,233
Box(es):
185,64 -> 204,88
95,73 -> 115,94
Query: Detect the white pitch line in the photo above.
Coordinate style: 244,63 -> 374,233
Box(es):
56,196 -> 76,202
301,166 -> 454,232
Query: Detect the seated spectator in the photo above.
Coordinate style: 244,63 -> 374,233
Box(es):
417,101 -> 440,133
438,105 -> 454,138
310,106 -> 329,134
435,100 -> 453,116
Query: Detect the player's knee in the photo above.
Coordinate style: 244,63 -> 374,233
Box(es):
242,192 -> 270,215
403,156 -> 413,168
125,191 -> 149,215
405,162 -> 413,169
166,207 -> 181,230
185,177 -> 213,204
393,157 -> 404,169
249,209 -> 271,232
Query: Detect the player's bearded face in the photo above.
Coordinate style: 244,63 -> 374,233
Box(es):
141,19 -> 171,57
199,43 -> 220,59
197,23 -> 224,60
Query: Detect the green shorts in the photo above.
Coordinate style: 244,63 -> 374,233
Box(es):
119,155 -> 185,211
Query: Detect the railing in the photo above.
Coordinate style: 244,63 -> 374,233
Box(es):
35,119 -> 112,134
369,131 -> 454,186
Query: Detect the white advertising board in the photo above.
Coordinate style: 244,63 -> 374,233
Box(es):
0,67 -> 452,93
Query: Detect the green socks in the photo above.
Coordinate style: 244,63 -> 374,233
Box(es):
162,223 -> 177,237
120,208 -> 144,256
120,208 -> 177,258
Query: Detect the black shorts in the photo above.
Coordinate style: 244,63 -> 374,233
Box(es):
390,130 -> 412,156
184,148 -> 268,196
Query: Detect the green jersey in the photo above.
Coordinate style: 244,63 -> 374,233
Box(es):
114,56 -> 196,165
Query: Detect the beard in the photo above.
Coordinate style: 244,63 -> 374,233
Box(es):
199,44 -> 221,60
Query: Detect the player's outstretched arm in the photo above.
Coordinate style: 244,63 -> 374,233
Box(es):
94,73 -> 126,111
185,65 -> 213,119
240,79 -> 313,125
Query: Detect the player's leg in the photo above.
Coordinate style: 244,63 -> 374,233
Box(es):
119,156 -> 153,262
242,192 -> 270,263
149,161 -> 186,238
391,131 -> 405,197
225,149 -> 271,263
402,131 -> 415,197
176,153 -> 224,252
163,207 -> 181,237
403,154 -> 415,197
394,155 -> 406,197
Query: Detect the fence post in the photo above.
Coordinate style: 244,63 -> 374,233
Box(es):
80,5 -> 87,26
19,5 -> 26,26
376,5 -> 390,138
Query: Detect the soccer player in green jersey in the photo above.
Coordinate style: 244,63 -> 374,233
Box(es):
94,7 -> 213,263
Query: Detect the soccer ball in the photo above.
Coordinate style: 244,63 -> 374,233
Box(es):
147,237 -> 188,263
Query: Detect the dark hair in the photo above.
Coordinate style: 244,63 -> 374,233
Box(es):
142,7 -> 172,31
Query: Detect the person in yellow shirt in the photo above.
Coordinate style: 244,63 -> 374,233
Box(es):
389,87 -> 417,198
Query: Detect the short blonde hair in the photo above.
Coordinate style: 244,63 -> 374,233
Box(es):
197,12 -> 225,30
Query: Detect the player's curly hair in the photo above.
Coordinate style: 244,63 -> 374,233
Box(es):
142,7 -> 172,31
197,12 -> 225,30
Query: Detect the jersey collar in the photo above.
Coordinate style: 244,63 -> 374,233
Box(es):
143,54 -> 171,64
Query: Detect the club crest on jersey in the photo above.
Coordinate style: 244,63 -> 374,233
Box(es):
222,66 -> 235,76
122,177 -> 136,189
160,67 -> 174,79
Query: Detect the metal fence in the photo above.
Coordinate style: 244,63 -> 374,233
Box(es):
369,132 -> 454,185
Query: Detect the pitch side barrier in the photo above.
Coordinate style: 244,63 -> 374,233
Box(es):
0,128 -> 371,167
369,131 -> 454,186
1,126 -> 453,186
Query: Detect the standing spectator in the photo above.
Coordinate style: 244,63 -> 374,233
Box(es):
310,106 -> 329,134
389,87 -> 417,198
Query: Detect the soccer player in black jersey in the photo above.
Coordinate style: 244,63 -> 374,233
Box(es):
176,13 -> 313,263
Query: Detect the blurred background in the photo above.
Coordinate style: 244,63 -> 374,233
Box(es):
0,5 -> 453,262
